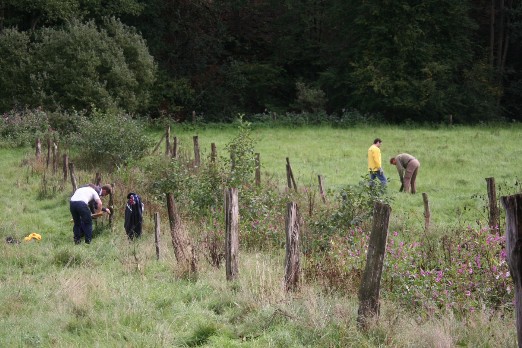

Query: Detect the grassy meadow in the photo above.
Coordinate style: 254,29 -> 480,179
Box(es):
0,124 -> 521,347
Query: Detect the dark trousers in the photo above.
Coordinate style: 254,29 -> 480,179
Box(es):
70,201 -> 93,244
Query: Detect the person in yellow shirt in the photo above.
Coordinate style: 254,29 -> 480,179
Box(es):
368,138 -> 387,186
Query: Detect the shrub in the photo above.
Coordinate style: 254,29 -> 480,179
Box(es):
74,110 -> 152,166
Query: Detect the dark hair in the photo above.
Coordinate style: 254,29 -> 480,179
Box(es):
373,138 -> 382,144
101,184 -> 112,195
390,157 -> 396,164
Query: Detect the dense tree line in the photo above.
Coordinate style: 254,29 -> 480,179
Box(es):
0,0 -> 520,123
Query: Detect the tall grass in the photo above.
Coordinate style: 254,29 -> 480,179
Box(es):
0,124 -> 520,346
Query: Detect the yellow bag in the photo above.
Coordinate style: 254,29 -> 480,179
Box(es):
24,233 -> 42,241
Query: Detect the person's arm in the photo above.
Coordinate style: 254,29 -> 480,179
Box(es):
396,159 -> 405,191
94,198 -> 103,214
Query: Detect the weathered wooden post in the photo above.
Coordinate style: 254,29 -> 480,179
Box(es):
284,202 -> 300,291
286,157 -> 297,191
225,188 -> 239,281
501,193 -> 522,347
95,172 -> 102,186
154,212 -> 161,261
357,201 -> 392,330
318,175 -> 326,203
211,143 -> 217,163
255,153 -> 261,186
166,193 -> 197,276
486,177 -> 500,232
52,142 -> 58,174
193,136 -> 200,168
68,162 -> 77,193
35,138 -> 41,160
172,136 -> 178,159
46,136 -> 51,169
165,125 -> 171,156
422,192 -> 430,232
108,183 -> 115,226
152,133 -> 166,155
62,154 -> 68,182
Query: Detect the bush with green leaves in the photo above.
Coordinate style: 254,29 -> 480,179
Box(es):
0,109 -> 50,147
0,17 -> 155,114
74,110 -> 152,166
225,115 -> 258,188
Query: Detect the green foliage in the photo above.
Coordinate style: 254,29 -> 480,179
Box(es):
0,109 -> 50,147
0,18 -> 156,114
74,110 -> 152,166
225,115 -> 258,188
293,81 -> 327,113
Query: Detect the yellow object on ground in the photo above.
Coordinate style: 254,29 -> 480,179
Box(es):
24,233 -> 42,241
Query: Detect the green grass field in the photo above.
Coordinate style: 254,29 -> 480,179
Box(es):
0,124 -> 520,347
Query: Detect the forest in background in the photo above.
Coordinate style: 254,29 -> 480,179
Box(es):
0,0 -> 521,123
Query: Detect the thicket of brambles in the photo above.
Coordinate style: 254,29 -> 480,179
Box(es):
1,1 -> 521,123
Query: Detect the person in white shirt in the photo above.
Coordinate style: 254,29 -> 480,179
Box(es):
70,184 -> 112,244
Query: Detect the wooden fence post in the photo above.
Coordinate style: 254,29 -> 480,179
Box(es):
95,172 -> 102,186
152,133 -> 166,155
108,183 -> 115,226
225,188 -> 239,281
255,153 -> 261,186
35,138 -> 41,160
318,175 -> 326,203
46,136 -> 51,169
286,157 -> 297,191
52,142 -> 58,174
422,192 -> 430,232
62,154 -> 68,182
284,202 -> 300,291
68,162 -> 77,193
500,193 -> 522,346
166,193 -> 197,276
154,212 -> 161,261
486,177 -> 500,232
357,201 -> 392,330
165,125 -> 171,156
172,136 -> 178,159
193,136 -> 200,168
211,143 -> 217,163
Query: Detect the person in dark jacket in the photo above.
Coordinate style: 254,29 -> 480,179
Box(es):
125,192 -> 144,240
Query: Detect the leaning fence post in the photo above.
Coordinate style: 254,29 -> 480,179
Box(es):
501,193 -> 522,347
95,172 -> 102,186
225,188 -> 239,281
284,202 -> 300,291
422,192 -> 430,232
486,177 -> 500,232
318,175 -> 326,203
154,212 -> 161,261
357,201 -> 392,330
68,162 -> 77,193
286,157 -> 297,191
166,193 -> 197,276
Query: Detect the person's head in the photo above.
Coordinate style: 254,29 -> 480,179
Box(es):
100,184 -> 112,196
390,157 -> 397,165
373,138 -> 382,147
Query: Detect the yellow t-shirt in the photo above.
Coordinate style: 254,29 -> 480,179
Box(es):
368,144 -> 381,172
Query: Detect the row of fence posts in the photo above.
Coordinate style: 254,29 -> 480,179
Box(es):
34,130 -> 522,340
